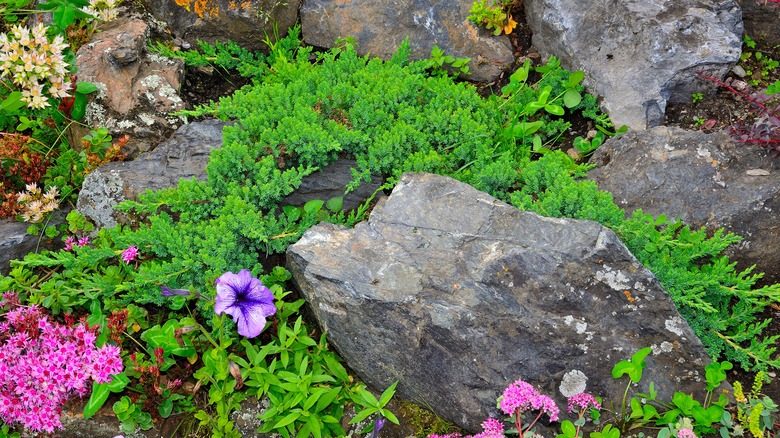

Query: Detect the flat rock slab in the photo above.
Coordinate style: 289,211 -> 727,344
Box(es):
287,172 -> 716,432
523,0 -> 742,129
588,126 -> 780,285
300,0 -> 514,82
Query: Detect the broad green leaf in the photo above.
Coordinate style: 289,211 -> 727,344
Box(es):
568,71 -> 585,86
378,381 -> 398,407
544,104 -> 565,116
76,81 -> 99,94
563,89 -> 582,108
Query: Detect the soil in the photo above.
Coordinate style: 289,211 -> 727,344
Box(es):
173,8 -> 780,434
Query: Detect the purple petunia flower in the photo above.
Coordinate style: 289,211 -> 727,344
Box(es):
214,270 -> 277,338
161,286 -> 191,297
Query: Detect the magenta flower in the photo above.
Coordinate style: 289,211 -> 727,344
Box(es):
64,236 -> 75,251
214,270 -> 276,338
473,418 -> 505,438
0,305 -> 123,432
567,392 -> 601,413
77,236 -> 89,247
121,245 -> 138,263
530,394 -> 559,422
499,379 -> 540,415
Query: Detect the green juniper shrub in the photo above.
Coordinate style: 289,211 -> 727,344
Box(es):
3,23 -> 780,436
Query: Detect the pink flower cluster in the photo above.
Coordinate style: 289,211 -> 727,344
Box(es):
64,235 -> 90,251
121,245 -> 138,264
500,379 -> 559,421
567,392 -> 601,413
0,298 -> 123,433
677,428 -> 698,438
428,418 -> 505,438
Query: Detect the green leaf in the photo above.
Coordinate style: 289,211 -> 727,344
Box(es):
325,196 -> 343,213
563,89 -> 582,108
76,81 -> 99,94
378,381 -> 398,407
274,411 -> 302,429
83,382 -> 111,419
358,388 -> 380,407
159,398 -> 173,418
544,104 -> 565,116
1,91 -> 24,112
380,409 -> 399,425
303,199 -> 324,214
71,92 -> 87,120
568,71 -> 585,86
348,407 -> 375,425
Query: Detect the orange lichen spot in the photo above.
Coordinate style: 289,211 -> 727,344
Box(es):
229,0 -> 237,8
623,290 -> 635,303
174,0 -> 191,12
193,0 -> 219,18
240,1 -> 251,10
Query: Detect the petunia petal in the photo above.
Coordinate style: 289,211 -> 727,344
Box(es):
235,304 -> 269,338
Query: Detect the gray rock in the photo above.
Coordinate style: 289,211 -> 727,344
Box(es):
78,119 -> 383,229
0,213 -> 66,275
300,0 -> 514,82
0,221 -> 38,275
287,172 -> 717,433
523,0 -> 742,130
588,126 -> 780,285
280,159 -> 384,213
739,0 -> 780,48
75,16 -> 186,157
77,119 -> 229,228
139,0 -> 301,53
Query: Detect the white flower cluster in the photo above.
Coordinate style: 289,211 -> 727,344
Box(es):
82,0 -> 121,22
17,183 -> 59,223
0,23 -> 71,110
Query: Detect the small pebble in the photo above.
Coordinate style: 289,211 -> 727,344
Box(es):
732,79 -> 748,91
731,65 -> 747,78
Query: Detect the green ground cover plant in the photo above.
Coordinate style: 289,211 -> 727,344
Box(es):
1,22 -> 779,437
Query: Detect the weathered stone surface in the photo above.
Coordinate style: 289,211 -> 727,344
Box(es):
287,172 -> 717,433
280,159 -> 384,213
75,16 -> 186,157
588,126 -> 780,285
78,119 -> 384,229
300,0 -> 514,82
77,119 -> 228,228
0,220 -> 38,275
139,0 -> 302,53
1,213 -> 66,275
523,0 -> 742,130
739,0 -> 780,47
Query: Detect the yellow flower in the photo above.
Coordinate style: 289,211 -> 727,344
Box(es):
504,15 -> 518,35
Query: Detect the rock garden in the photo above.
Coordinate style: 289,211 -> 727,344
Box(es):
0,0 -> 779,437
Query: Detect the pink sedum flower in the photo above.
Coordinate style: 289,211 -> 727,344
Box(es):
0,305 -> 123,432
677,428 -> 697,438
499,379 -> 540,415
121,245 -> 138,263
567,392 -> 601,413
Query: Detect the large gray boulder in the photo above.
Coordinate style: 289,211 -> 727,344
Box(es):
588,126 -> 780,285
300,0 -> 514,82
287,172 -> 717,433
138,0 -> 302,53
523,0 -> 743,130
